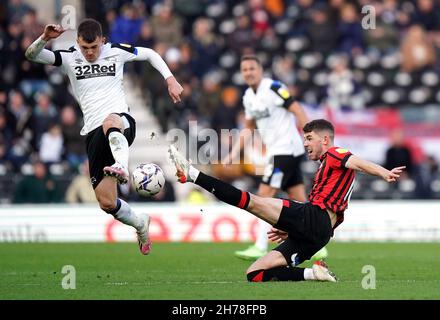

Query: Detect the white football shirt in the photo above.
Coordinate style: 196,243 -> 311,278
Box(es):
54,43 -> 143,135
242,78 -> 305,157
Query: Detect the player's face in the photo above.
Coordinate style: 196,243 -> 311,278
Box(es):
240,60 -> 263,88
303,131 -> 324,161
77,36 -> 104,62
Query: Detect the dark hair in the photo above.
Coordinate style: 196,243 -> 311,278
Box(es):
240,54 -> 261,65
77,18 -> 102,43
303,119 -> 335,138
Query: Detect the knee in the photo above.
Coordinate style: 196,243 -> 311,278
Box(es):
97,195 -> 117,213
102,115 -> 123,134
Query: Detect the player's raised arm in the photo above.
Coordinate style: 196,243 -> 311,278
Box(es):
132,47 -> 183,103
25,24 -> 65,64
345,155 -> 406,182
287,101 -> 309,129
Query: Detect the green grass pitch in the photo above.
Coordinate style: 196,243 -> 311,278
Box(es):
1,242 -> 439,300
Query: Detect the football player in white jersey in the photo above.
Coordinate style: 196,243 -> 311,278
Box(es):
226,55 -> 327,261
25,19 -> 183,255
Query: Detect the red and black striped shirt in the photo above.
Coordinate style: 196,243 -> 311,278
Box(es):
309,146 -> 356,229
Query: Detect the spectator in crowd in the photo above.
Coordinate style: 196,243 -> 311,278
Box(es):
326,54 -> 364,110
411,0 -> 440,32
363,3 -> 399,55
337,3 -> 364,55
150,2 -> 183,48
7,0 -> 32,23
400,25 -> 436,73
12,160 -> 63,203
7,90 -> 32,170
38,123 -> 63,166
384,129 -> 414,178
0,110 -> 14,166
211,86 -> 241,134
60,105 -> 86,170
306,5 -> 338,56
21,8 -> 44,39
135,20 -> 155,50
197,71 -> 222,124
227,15 -> 257,54
30,92 -> 59,150
188,17 -> 222,79
109,3 -> 143,45
65,159 -> 96,203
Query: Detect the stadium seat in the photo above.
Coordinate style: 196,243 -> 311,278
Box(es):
379,52 -> 401,70
382,87 -> 407,105
408,87 -> 431,104
49,163 -> 65,176
397,178 -> 416,199
219,52 -> 238,70
20,163 -> 33,175
206,2 -> 227,18
366,71 -> 386,87
218,19 -> 235,35
353,54 -> 374,70
285,36 -> 309,53
394,72 -> 413,87
421,71 -> 439,87
431,180 -> 440,199
274,19 -> 292,36
298,52 -> 324,70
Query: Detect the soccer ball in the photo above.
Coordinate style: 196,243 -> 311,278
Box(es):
132,163 -> 165,197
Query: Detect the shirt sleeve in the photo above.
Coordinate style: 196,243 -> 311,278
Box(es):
52,47 -> 76,67
243,96 -> 254,120
327,147 -> 353,169
111,43 -> 138,62
31,48 -> 56,65
270,80 -> 294,108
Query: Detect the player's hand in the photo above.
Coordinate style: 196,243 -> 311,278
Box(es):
267,227 -> 288,243
166,76 -> 183,103
42,24 -> 65,41
383,166 -> 406,182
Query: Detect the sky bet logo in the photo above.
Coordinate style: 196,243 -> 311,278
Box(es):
74,63 -> 116,80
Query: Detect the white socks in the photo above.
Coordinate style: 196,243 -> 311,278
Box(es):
113,199 -> 143,230
108,131 -> 129,168
304,268 -> 316,280
255,219 -> 271,251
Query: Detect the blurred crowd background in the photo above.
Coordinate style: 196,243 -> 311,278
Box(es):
1,0 -> 440,204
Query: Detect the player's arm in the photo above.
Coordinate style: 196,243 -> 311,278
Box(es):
345,155 -> 405,182
223,118 -> 256,164
132,47 -> 183,103
287,101 -> 308,129
270,81 -> 308,128
25,24 -> 65,64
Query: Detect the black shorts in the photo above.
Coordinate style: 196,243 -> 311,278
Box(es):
273,200 -> 333,266
86,113 -> 136,189
261,154 -> 304,191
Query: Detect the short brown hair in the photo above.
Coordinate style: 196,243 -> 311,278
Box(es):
77,18 -> 102,43
303,119 -> 335,139
240,54 -> 261,65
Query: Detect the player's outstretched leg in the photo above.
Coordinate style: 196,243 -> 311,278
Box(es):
168,144 -> 251,209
